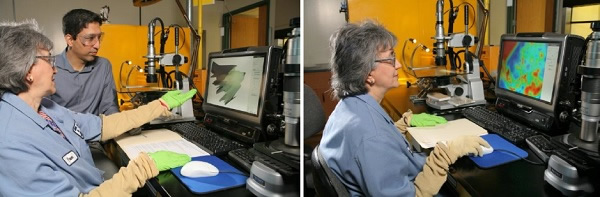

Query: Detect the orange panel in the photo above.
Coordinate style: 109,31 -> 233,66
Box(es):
231,15 -> 259,48
480,45 -> 499,81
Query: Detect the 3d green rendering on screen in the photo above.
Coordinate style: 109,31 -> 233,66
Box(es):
210,62 -> 246,104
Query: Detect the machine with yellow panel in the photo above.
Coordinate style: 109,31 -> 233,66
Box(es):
349,0 -> 493,113
98,15 -> 202,124
98,24 -> 193,110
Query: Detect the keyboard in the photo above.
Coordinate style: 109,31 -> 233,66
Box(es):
228,148 -> 299,177
228,148 -> 256,172
526,135 -> 555,162
526,135 -> 597,173
463,106 -> 538,145
169,122 -> 246,156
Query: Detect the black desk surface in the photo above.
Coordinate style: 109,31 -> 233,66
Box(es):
106,138 -> 254,197
403,99 -> 567,197
448,147 -> 553,197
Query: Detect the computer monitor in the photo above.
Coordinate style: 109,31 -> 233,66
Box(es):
203,46 -> 283,143
495,33 -> 585,132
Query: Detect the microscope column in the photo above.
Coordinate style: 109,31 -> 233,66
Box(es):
283,27 -> 301,147
434,0 -> 447,66
579,22 -> 600,142
145,18 -> 161,83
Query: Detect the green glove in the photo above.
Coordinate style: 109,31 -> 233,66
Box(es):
148,150 -> 191,171
160,89 -> 197,109
410,113 -> 447,127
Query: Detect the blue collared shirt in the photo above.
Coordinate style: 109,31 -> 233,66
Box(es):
49,49 -> 119,115
320,93 -> 427,197
0,93 -> 104,196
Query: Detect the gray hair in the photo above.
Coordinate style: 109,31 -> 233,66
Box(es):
0,20 -> 53,97
329,20 -> 397,99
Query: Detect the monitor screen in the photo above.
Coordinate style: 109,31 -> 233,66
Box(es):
497,40 -> 561,104
203,46 -> 282,129
494,33 -> 585,132
206,55 -> 265,115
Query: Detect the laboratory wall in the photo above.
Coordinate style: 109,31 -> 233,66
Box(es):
489,0 -> 507,46
516,0 -> 554,32
304,0 -> 347,69
0,0 -> 186,55
201,0 -> 299,69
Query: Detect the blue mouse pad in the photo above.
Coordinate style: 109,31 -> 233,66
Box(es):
171,155 -> 248,194
468,134 -> 528,169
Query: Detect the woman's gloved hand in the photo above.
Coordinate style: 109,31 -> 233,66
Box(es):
444,135 -> 490,157
413,135 -> 490,196
82,153 -> 158,196
394,110 -> 413,135
148,151 -> 191,171
410,113 -> 447,127
160,89 -> 197,109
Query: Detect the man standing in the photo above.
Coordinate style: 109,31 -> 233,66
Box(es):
50,9 -> 120,180
50,9 -> 119,115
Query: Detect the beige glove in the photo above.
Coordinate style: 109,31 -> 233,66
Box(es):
413,136 -> 490,197
81,153 -> 159,197
100,100 -> 171,141
394,109 -> 413,136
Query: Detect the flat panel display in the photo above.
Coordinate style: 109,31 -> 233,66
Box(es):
497,40 -> 560,104
206,55 -> 265,115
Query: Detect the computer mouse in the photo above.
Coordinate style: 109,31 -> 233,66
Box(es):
180,161 -> 219,178
481,145 -> 494,156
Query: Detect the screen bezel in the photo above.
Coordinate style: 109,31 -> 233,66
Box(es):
495,34 -> 567,114
203,46 -> 277,128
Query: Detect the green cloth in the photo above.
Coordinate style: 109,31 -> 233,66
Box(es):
160,89 -> 197,109
410,113 -> 447,127
148,151 -> 191,171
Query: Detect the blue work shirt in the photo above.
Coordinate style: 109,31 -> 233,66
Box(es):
320,93 -> 427,197
50,49 -> 119,115
0,93 -> 104,196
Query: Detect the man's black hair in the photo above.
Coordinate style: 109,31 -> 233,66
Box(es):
62,9 -> 102,38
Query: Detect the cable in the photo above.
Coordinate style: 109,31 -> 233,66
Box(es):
454,50 -> 465,71
119,60 -> 132,89
175,0 -> 204,102
166,70 -> 189,89
442,4 -> 476,32
495,149 -> 545,166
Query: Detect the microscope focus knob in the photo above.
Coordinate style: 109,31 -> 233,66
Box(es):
454,87 -> 464,96
266,124 -> 277,135
559,111 -> 569,122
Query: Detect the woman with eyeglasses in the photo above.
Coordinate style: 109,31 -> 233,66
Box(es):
319,20 -> 490,196
0,20 -> 196,196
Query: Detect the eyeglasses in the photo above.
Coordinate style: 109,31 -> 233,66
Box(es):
35,55 -> 56,68
374,52 -> 397,67
78,32 -> 104,46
